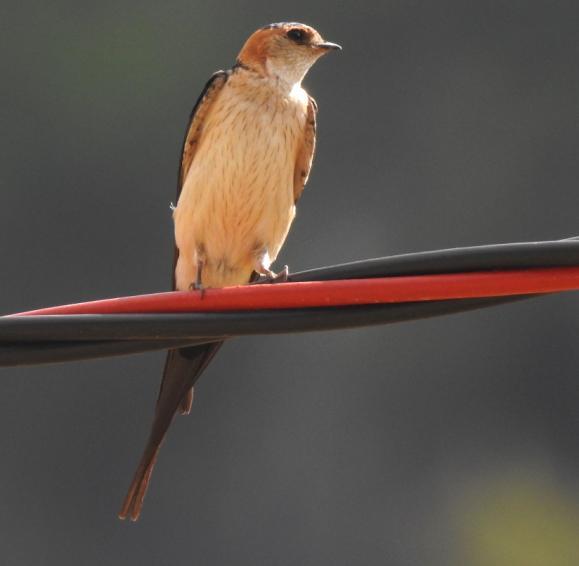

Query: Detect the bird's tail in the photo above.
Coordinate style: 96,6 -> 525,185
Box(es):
118,342 -> 223,521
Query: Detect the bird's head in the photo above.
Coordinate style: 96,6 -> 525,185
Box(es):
237,22 -> 341,86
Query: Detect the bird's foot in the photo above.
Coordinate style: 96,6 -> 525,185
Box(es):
272,264 -> 289,283
252,249 -> 289,284
189,281 -> 206,299
263,265 -> 289,284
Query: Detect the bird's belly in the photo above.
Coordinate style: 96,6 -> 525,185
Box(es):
174,108 -> 300,289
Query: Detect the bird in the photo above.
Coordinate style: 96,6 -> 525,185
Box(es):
118,22 -> 340,521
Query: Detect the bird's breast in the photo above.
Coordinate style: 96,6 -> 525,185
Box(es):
200,78 -> 306,183
174,74 -> 308,288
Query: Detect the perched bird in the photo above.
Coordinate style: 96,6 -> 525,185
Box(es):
118,22 -> 340,521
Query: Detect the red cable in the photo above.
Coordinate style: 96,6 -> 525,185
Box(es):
9,267 -> 579,317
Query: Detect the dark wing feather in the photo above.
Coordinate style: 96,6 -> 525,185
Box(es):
293,96 -> 318,204
172,70 -> 230,288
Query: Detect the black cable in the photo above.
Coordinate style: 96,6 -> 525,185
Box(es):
0,339 -> 222,367
288,239 -> 579,281
0,298 -> 525,366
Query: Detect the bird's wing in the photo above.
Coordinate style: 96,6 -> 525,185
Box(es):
119,70 -> 230,521
178,70 -> 230,192
293,95 -> 318,204
172,69 -> 230,288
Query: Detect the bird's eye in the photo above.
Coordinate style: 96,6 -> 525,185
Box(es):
286,28 -> 306,43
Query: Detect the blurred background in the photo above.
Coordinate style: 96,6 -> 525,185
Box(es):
2,1 -> 579,564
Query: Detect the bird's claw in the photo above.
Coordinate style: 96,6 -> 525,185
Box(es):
248,265 -> 290,285
189,281 -> 206,298
273,264 -> 289,283
266,265 -> 289,283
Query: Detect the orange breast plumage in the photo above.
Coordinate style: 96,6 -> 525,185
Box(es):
173,69 -> 308,289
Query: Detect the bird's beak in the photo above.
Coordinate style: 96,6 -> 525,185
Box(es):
315,41 -> 342,51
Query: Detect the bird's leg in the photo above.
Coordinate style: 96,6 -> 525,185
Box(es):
189,257 -> 206,297
253,250 -> 289,283
193,258 -> 204,290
